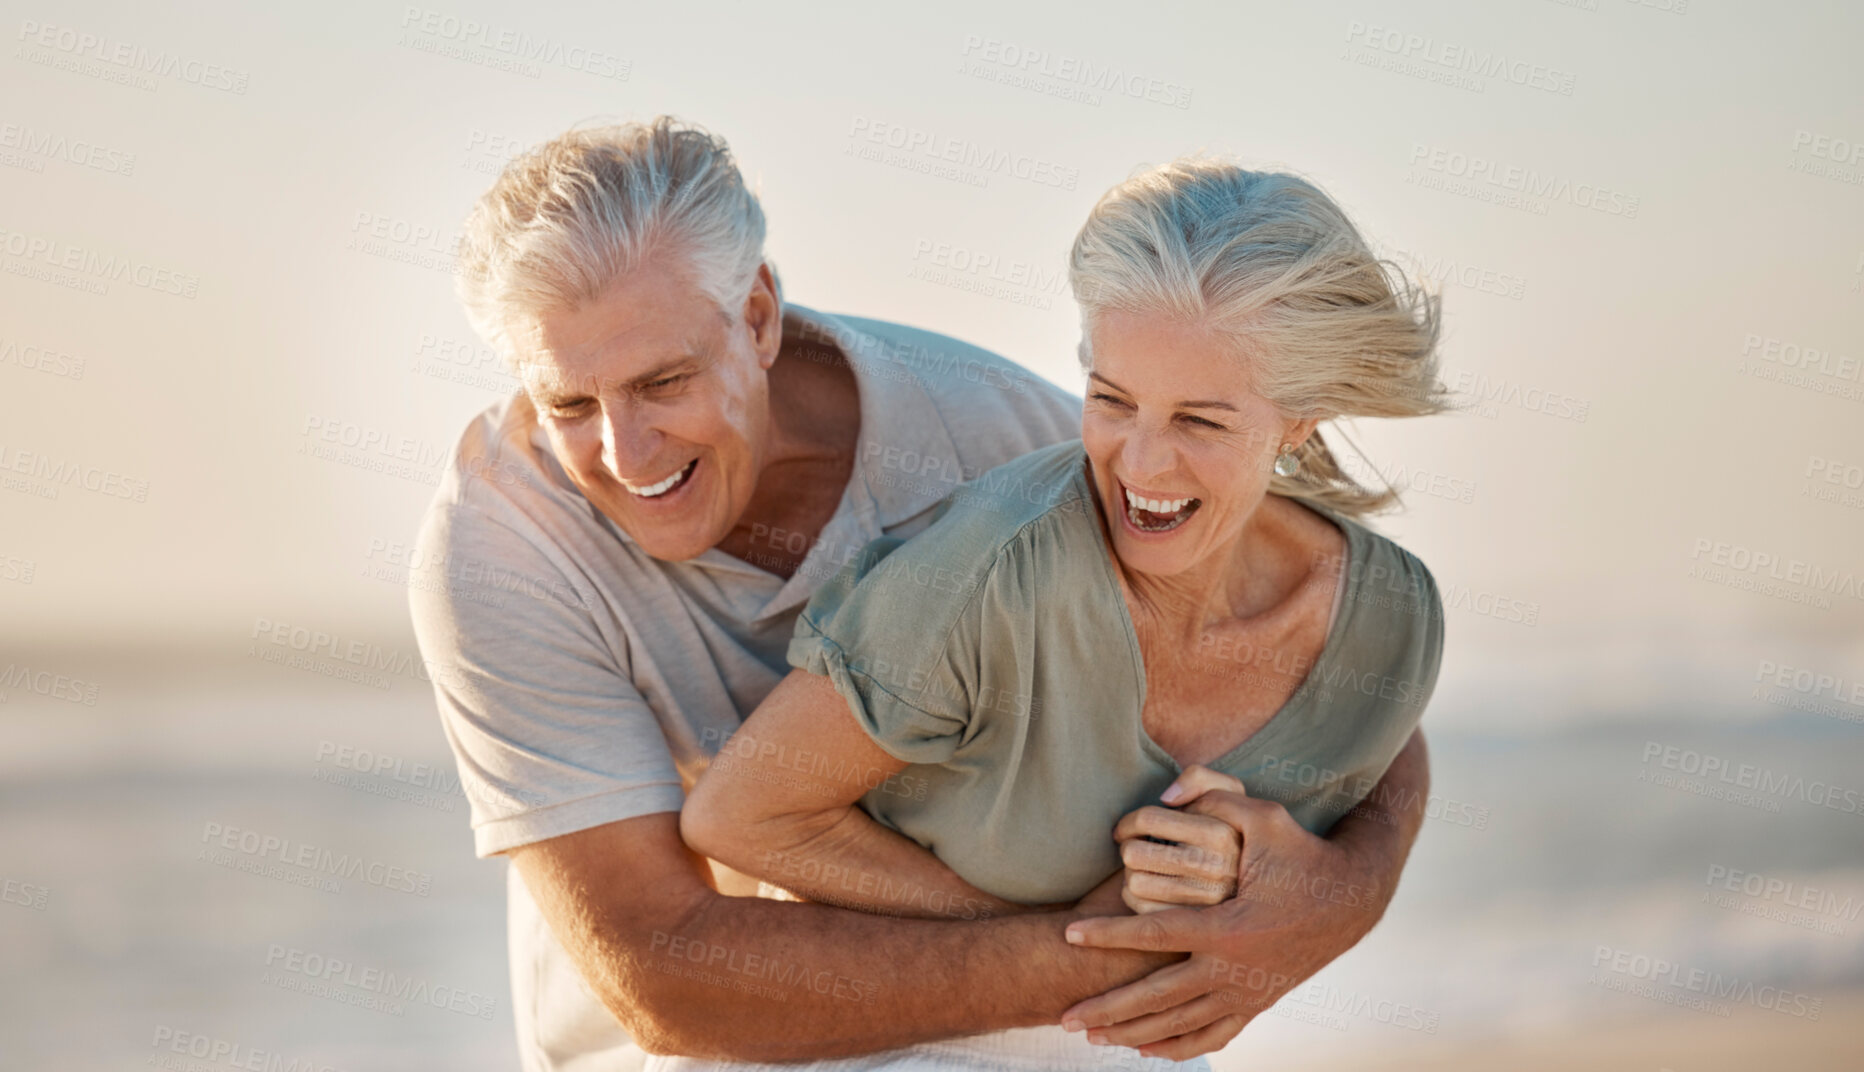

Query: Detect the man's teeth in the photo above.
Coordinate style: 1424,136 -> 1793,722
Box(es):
1124,488 -> 1192,514
624,460 -> 695,498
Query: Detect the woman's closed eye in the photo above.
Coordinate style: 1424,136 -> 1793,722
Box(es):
1090,392 -> 1228,431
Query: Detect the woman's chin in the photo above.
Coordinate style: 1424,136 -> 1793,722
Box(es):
1112,534 -> 1198,578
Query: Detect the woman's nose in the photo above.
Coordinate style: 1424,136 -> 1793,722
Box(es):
1119,429 -> 1174,484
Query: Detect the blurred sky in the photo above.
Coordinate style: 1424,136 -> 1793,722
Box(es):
2,0 -> 1861,732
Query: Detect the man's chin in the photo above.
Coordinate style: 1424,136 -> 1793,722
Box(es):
599,507 -> 716,562
631,531 -> 717,563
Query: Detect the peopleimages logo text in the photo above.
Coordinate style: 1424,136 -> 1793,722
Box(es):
1640,742 -> 1862,814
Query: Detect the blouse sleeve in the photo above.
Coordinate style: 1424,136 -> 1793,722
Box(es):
786,530 -> 1000,765
1406,552 -> 1446,714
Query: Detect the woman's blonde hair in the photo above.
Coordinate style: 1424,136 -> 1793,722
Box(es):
455,116 -> 772,365
1069,157 -> 1448,516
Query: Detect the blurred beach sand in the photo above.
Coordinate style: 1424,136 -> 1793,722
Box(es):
3,651 -> 1860,1069
1279,991 -> 1864,1072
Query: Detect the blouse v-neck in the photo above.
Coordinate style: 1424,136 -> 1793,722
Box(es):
1078,455 -> 1361,776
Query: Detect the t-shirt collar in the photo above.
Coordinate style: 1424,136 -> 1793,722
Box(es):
742,304 -> 961,619
784,302 -> 961,531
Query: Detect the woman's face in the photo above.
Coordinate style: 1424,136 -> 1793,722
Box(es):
1080,309 -> 1314,580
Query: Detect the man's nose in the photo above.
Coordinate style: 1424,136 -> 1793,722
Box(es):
600,406 -> 661,476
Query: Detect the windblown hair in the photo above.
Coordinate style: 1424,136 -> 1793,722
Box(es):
1069,157 -> 1449,516
455,116 -> 773,366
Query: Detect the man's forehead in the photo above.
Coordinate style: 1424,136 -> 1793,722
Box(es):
516,311 -> 723,395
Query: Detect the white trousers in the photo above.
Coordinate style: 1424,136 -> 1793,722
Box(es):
644,1023 -> 1211,1071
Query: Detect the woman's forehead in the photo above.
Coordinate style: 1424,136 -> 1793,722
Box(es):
1084,312 -> 1270,402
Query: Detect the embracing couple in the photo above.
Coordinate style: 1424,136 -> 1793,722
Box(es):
409,115 -> 1448,1071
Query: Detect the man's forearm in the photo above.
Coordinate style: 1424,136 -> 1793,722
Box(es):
644,884 -> 1169,1060
1324,729 -> 1430,931
514,814 -> 1173,1063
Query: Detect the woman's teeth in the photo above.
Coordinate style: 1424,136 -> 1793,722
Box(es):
1126,489 -> 1192,514
1123,487 -> 1200,532
624,459 -> 697,499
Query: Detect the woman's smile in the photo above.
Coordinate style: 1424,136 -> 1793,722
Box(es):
1117,477 -> 1203,534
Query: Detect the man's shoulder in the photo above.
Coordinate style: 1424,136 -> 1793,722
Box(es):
423,393 -> 578,534
833,311 -> 1078,407
411,393 -> 615,608
802,306 -> 1083,470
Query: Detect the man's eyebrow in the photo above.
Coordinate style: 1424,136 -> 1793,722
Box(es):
1087,371 -> 1239,412
623,355 -> 701,389
535,349 -> 709,403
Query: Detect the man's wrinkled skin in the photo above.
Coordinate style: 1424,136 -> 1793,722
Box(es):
1068,731 -> 1430,1060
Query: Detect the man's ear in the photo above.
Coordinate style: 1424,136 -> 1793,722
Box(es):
742,263 -> 782,370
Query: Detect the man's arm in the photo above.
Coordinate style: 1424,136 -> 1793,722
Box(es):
509,811 -> 1168,1061
1058,728 -> 1431,1060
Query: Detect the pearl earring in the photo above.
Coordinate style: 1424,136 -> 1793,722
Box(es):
1273,444 -> 1299,477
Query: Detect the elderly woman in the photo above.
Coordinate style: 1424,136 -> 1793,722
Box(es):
676,158 -> 1449,1071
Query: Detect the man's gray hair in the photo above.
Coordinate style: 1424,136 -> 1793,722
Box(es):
456,116 -> 773,364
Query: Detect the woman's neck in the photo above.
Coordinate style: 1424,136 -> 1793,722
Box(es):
1115,493 -> 1311,647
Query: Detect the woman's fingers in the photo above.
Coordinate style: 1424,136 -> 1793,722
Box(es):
1121,885 -> 1177,915
1159,763 -> 1248,807
1125,867 -> 1234,906
1118,831 -> 1236,885
1114,805 -> 1240,861
1117,808 -> 1241,909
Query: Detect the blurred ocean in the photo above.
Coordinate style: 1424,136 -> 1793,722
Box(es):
2,650 -> 1861,1070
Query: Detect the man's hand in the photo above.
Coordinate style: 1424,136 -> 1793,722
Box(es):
1058,732 -> 1430,1061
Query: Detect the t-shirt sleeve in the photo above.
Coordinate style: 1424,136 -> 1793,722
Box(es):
785,531 -> 997,765
408,503 -> 684,858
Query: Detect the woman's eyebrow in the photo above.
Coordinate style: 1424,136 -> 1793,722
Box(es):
1088,371 -> 1238,411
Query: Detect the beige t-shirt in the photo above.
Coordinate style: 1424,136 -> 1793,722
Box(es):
408,303 -> 1082,1071
789,440 -> 1445,904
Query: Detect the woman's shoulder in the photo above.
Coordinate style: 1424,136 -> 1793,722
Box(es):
805,442 -> 1099,632
1300,501 -> 1444,666
914,439 -> 1099,559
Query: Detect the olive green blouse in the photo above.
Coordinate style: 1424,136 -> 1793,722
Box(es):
786,440 -> 1444,905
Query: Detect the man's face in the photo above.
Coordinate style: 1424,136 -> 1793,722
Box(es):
515,258 -> 781,562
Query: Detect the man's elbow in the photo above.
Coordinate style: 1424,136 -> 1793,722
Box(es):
593,976 -> 720,1058
598,974 -> 799,1062
576,899 -> 737,1059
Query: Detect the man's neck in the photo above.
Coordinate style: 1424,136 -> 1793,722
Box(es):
714,330 -> 863,579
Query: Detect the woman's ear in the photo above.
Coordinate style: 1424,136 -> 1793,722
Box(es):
1286,415 -> 1322,452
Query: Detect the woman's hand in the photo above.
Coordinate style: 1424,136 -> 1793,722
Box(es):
1113,765 -> 1247,914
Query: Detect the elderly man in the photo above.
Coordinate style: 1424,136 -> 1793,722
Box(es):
408,116 -> 1430,1070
